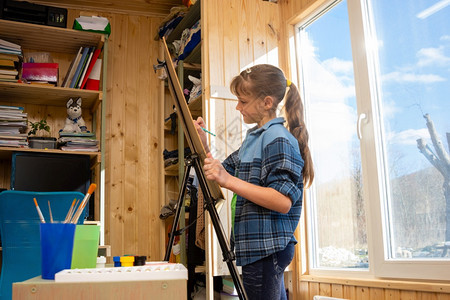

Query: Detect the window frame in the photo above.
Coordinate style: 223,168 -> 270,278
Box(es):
293,0 -> 450,281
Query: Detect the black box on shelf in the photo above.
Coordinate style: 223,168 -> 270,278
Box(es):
0,0 -> 67,28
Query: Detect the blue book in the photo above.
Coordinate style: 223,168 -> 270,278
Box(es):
69,47 -> 89,89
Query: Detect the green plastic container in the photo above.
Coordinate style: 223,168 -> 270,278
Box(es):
71,225 -> 100,269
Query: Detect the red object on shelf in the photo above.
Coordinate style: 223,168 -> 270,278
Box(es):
21,63 -> 59,82
84,59 -> 101,91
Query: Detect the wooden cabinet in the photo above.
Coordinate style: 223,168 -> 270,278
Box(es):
0,19 -> 107,235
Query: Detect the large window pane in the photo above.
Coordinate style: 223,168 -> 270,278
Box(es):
369,0 -> 450,260
298,0 -> 369,269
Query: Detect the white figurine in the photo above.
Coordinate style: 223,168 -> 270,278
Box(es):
63,97 -> 87,133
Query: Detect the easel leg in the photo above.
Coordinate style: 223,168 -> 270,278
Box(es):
164,158 -> 193,262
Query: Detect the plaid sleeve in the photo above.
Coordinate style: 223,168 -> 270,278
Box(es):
262,138 -> 304,204
222,148 -> 240,176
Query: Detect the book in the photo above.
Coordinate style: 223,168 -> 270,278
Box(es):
0,69 -> 18,76
0,78 -> 17,82
0,45 -> 21,55
0,139 -> 28,147
0,105 -> 24,111
60,146 -> 98,152
0,59 -> 15,68
80,48 -> 101,89
69,47 -> 89,88
0,53 -> 19,61
73,47 -> 93,88
77,47 -> 95,88
0,38 -> 21,51
85,59 -> 102,90
22,63 -> 58,83
0,111 -> 27,116
0,74 -> 17,80
59,131 -> 95,137
0,134 -> 27,140
62,46 -> 83,87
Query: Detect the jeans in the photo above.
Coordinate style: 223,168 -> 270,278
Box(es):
242,242 -> 295,300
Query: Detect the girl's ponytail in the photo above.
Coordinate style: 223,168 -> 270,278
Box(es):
283,83 -> 314,188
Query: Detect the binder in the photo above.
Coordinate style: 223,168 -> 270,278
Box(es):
69,47 -> 89,89
80,48 -> 101,89
77,47 -> 95,89
62,47 -> 83,87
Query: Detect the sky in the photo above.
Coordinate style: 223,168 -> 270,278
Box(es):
300,0 -> 450,182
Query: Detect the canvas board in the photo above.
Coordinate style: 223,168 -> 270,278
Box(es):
162,37 -> 225,204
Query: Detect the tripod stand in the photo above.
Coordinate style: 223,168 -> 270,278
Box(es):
164,154 -> 247,300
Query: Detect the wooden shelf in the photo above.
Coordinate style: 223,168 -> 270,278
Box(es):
0,19 -> 104,54
0,147 -> 100,160
0,82 -> 102,111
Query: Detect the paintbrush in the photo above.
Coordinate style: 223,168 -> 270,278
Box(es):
33,198 -> 46,223
71,183 -> 97,224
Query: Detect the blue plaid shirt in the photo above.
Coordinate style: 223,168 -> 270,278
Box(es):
223,117 -> 304,266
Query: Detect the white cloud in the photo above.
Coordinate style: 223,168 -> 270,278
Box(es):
300,34 -> 359,184
387,128 -> 429,146
322,57 -> 354,74
303,55 -> 355,102
308,101 -> 358,184
417,46 -> 450,67
382,71 -> 446,83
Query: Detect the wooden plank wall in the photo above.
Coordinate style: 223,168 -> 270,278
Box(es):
279,0 -> 450,299
65,10 -> 165,260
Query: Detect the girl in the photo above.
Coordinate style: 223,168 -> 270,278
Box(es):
194,64 -> 313,299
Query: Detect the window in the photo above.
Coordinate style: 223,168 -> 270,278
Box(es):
296,0 -> 450,280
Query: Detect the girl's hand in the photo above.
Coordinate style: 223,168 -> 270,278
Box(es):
203,153 -> 231,188
193,117 -> 209,152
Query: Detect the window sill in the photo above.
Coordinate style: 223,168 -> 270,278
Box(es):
300,274 -> 450,294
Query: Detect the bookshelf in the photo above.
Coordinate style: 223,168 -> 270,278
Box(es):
0,19 -> 107,231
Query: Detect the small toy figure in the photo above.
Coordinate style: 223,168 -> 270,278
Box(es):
63,97 -> 87,133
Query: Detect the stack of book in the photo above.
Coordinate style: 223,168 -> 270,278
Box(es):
58,131 -> 99,152
0,38 -> 22,82
0,105 -> 28,148
62,46 -> 102,90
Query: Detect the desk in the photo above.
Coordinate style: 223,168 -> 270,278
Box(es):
13,276 -> 187,300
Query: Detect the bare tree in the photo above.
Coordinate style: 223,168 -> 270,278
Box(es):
416,114 -> 450,254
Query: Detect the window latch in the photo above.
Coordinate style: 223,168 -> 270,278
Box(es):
357,113 -> 367,140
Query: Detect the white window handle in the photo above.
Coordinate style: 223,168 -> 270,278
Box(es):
357,113 -> 367,140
